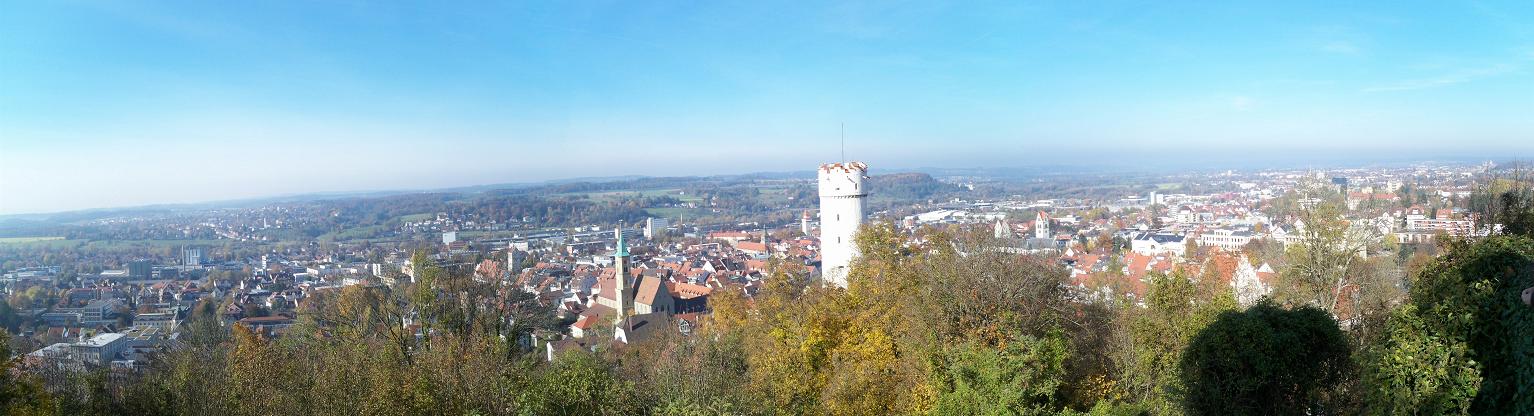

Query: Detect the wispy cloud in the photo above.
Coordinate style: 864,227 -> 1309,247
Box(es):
1362,64 -> 1518,92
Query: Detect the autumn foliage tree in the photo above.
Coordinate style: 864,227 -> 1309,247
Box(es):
18,192 -> 1534,415
1,330 -> 56,415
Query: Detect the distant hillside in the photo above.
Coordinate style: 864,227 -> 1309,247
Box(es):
869,172 -> 958,201
0,169 -> 963,235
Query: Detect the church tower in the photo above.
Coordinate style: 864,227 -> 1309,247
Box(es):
505,244 -> 520,280
801,210 -> 813,235
613,227 -> 631,321
818,161 -> 868,287
1035,211 -> 1051,239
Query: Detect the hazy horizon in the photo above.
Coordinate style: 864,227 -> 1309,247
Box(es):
4,1 -> 1533,214
0,151 -> 1510,217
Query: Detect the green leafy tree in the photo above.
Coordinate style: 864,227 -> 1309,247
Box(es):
1378,236 -> 1534,414
931,329 -> 1071,416
1358,304 -> 1480,415
519,351 -> 640,415
1180,300 -> 1351,416
1117,272 -> 1235,415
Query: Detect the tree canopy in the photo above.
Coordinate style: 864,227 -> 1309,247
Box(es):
1180,300 -> 1352,416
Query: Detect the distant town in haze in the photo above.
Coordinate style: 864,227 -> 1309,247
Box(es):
3,1 -> 1533,415
5,156 -> 1532,413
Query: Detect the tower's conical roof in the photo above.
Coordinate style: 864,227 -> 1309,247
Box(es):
615,227 -> 629,257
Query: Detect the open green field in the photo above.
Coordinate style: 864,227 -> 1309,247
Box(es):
754,187 -> 796,204
81,239 -> 231,249
0,236 -> 64,244
559,188 -> 702,203
0,237 -> 83,250
320,224 -> 390,242
397,213 -> 434,222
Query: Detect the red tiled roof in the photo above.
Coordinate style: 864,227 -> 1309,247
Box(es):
634,276 -> 663,306
736,242 -> 769,253
595,275 -> 616,301
572,314 -> 596,330
667,281 -> 713,299
1126,253 -> 1152,280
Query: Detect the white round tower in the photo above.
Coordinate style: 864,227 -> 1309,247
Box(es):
817,161 -> 868,287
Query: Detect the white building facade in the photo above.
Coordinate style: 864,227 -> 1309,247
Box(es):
183,247 -> 202,266
818,161 -> 868,288
644,217 -> 669,239
1130,232 -> 1187,257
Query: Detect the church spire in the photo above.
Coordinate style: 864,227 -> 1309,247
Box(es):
615,226 -> 629,258
614,226 -> 630,321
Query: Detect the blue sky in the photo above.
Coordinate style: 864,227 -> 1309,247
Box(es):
2,1 -> 1532,214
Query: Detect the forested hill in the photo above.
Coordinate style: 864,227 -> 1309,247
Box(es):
868,172 -> 958,201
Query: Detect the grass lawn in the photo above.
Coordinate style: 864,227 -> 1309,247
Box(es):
0,236 -> 64,244
397,213 -> 434,222
84,239 -> 230,249
755,188 -> 796,204
0,236 -> 83,249
321,224 -> 390,241
574,188 -> 684,201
